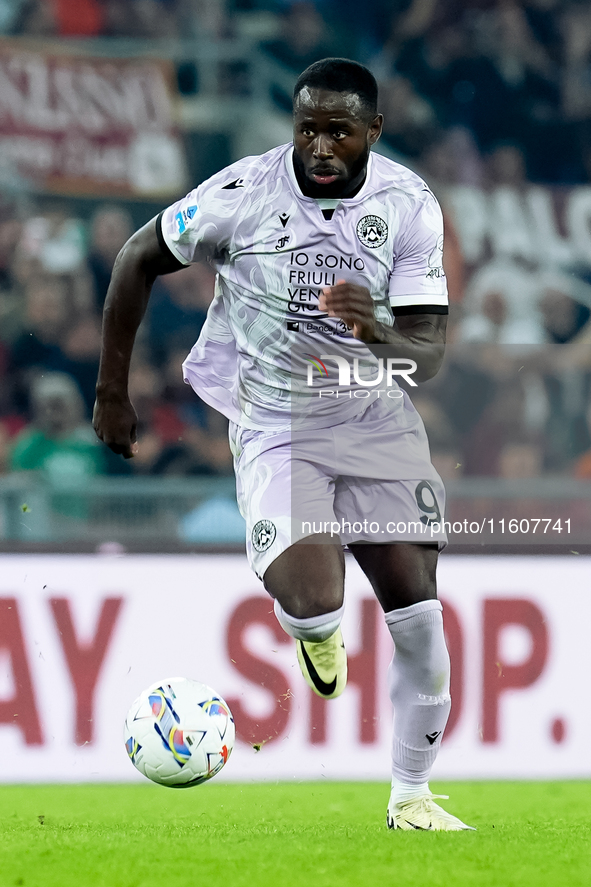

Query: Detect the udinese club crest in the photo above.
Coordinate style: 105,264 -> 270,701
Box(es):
252,519 -> 277,552
356,215 -> 388,249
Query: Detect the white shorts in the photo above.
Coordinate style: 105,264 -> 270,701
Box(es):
230,396 -> 447,579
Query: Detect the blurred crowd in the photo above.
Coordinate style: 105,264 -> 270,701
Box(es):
0,199 -> 232,483
261,0 -> 591,185
411,342 -> 591,483
3,1 -> 591,184
264,0 -> 591,184
0,199 -> 590,487
1,0 -> 591,487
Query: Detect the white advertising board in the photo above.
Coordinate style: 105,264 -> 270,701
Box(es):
0,554 -> 587,782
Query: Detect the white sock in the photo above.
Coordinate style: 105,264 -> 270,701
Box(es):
390,777 -> 430,805
273,599 -> 344,642
385,600 -> 451,786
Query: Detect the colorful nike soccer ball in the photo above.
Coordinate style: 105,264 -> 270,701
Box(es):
124,677 -> 235,787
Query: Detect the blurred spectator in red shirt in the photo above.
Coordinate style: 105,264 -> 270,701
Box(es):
52,0 -> 105,35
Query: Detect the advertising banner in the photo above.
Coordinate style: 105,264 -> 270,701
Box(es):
0,554 -> 587,782
0,40 -> 187,197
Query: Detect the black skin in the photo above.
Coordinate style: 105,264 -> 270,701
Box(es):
93,86 -> 446,616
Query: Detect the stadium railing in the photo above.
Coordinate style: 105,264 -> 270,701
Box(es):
1,475 -> 589,552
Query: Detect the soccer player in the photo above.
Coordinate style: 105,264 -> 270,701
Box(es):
94,58 -> 473,831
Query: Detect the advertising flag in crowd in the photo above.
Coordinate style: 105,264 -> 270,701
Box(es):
0,40 -> 187,198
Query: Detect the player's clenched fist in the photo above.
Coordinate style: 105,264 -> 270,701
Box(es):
318,278 -> 378,343
93,393 -> 139,459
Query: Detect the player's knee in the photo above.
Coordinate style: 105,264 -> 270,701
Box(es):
411,580 -> 438,604
262,541 -> 345,618
273,595 -> 344,642
274,587 -> 344,619
381,583 -> 437,612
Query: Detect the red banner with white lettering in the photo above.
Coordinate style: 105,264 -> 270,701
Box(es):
0,40 -> 187,197
0,554 -> 587,781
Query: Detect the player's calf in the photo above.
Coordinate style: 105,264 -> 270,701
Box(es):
382,599 -> 476,828
385,600 -> 451,784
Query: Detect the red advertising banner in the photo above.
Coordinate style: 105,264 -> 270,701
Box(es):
0,40 -> 187,198
0,554 -> 588,782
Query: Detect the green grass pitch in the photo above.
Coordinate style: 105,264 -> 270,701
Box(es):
0,782 -> 589,887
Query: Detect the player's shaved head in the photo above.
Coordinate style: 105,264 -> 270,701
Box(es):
293,58 -> 378,120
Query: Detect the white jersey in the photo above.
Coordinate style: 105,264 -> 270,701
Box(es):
160,143 -> 448,431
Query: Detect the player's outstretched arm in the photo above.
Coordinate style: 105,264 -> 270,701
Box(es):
93,218 -> 184,458
319,281 -> 446,382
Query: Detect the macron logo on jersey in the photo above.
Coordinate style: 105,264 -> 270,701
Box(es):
222,178 -> 245,190
175,205 -> 198,234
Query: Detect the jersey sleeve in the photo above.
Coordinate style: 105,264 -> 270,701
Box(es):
158,167 -> 249,265
388,189 -> 449,315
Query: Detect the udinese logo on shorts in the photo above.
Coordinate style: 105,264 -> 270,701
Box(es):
356,215 -> 388,249
252,520 -> 277,552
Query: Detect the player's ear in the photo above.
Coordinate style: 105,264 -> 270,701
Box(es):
368,114 -> 383,146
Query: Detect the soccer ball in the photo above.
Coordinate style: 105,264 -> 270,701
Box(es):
124,677 -> 235,787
